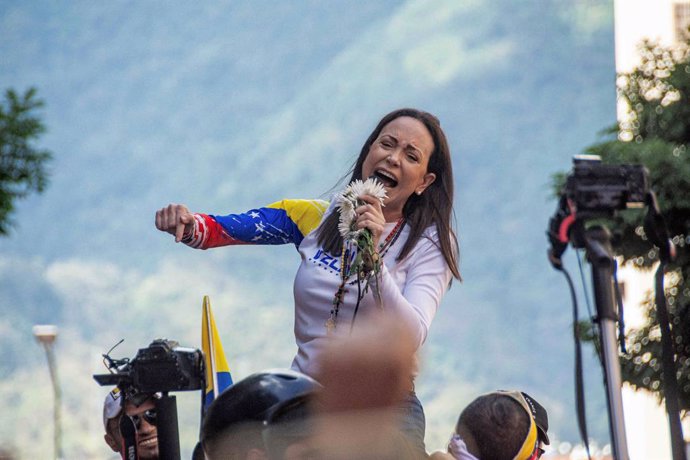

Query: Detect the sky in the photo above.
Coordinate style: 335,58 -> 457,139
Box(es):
0,1 -> 630,457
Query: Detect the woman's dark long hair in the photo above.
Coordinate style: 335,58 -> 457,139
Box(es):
317,108 -> 460,280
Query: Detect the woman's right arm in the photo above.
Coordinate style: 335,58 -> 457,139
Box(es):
154,199 -> 329,250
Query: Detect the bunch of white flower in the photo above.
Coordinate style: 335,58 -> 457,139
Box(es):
335,178 -> 387,242
326,178 -> 388,332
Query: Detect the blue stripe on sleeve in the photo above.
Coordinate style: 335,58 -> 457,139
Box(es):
209,207 -> 305,246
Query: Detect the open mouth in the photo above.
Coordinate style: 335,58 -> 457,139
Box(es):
373,170 -> 398,188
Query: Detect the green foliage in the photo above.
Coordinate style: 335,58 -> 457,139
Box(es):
561,39 -> 690,411
620,275 -> 690,410
616,40 -> 690,144
0,87 -> 52,235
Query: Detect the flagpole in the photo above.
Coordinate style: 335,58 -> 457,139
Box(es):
204,297 -> 219,400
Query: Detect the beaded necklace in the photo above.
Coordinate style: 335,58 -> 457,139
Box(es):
325,217 -> 406,333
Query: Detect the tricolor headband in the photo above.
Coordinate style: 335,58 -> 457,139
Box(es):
495,390 -> 539,460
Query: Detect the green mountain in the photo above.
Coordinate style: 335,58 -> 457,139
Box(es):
0,1 -> 617,457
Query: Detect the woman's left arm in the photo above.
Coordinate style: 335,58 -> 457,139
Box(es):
376,234 -> 453,348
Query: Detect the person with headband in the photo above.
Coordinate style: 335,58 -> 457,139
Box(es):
155,108 -> 461,454
430,390 -> 549,460
519,391 -> 550,458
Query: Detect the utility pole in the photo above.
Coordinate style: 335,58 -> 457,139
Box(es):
33,325 -> 63,460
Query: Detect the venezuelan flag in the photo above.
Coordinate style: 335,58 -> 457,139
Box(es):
201,295 -> 233,411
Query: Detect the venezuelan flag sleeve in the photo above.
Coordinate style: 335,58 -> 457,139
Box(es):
183,199 -> 329,249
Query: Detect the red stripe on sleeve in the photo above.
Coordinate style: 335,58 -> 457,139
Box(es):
183,214 -> 251,249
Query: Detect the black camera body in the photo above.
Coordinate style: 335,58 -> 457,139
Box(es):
548,155 -> 651,264
94,339 -> 204,399
564,155 -> 649,215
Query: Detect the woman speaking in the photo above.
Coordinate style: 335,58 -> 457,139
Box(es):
155,108 -> 461,455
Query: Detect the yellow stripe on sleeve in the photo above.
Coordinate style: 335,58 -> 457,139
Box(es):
267,199 -> 330,237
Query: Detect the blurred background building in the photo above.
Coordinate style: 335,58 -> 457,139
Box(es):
615,2 -> 690,459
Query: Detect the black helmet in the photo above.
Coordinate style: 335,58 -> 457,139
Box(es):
201,369 -> 320,450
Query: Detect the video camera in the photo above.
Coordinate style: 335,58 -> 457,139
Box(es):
93,338 -> 204,400
548,155 -> 650,265
562,154 -> 649,215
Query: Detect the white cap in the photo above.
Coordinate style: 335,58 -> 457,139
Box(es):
102,387 -> 123,430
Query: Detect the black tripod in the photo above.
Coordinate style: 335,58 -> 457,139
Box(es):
570,222 -> 630,460
156,393 -> 181,460
553,195 -> 686,460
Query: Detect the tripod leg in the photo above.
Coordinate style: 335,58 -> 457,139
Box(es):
157,394 -> 181,460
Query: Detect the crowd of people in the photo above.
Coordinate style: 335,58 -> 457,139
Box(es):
102,317 -> 551,459
102,108 -> 552,459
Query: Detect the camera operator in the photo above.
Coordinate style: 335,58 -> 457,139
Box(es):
102,387 -> 160,460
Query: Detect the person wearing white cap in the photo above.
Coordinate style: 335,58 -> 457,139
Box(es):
102,387 -> 160,460
103,388 -> 124,455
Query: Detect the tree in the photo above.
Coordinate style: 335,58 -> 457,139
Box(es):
564,39 -> 690,412
0,87 -> 52,235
